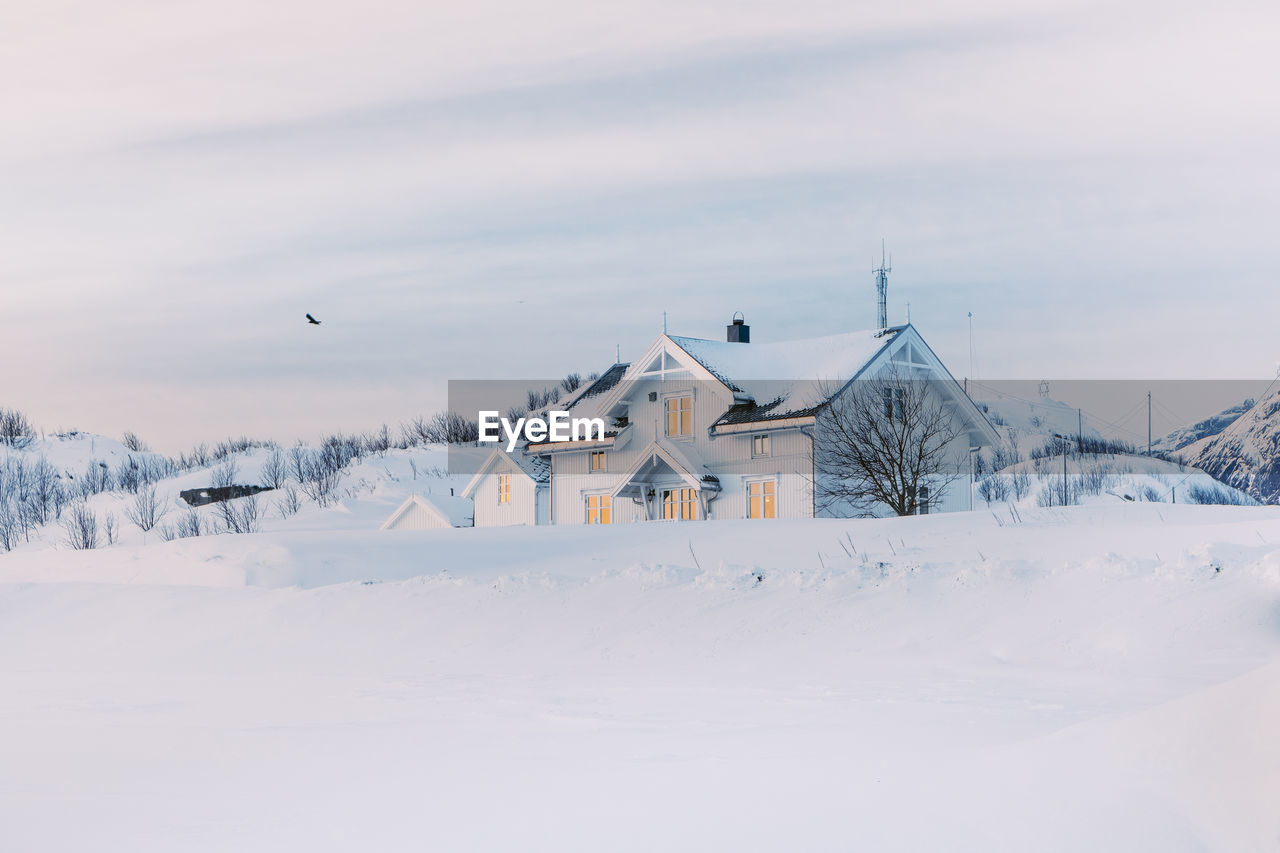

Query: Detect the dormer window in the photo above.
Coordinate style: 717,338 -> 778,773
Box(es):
665,395 -> 692,437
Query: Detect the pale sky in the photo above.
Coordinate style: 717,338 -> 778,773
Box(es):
3,0 -> 1278,453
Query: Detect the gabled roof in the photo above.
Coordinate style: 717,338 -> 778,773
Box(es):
563,362 -> 629,409
610,439 -> 720,499
460,447 -> 551,500
667,326 -> 904,424
379,493 -> 474,530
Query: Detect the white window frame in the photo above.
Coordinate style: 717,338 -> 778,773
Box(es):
745,475 -> 778,520
751,434 -> 771,458
497,473 -> 511,504
589,450 -> 607,472
584,492 -> 612,524
663,391 -> 694,439
659,487 -> 698,520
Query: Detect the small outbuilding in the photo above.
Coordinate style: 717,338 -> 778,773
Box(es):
380,493 -> 474,531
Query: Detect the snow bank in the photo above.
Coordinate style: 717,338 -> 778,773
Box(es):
1,505 -> 1279,851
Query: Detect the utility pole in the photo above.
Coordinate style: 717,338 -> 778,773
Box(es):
1063,438 -> 1068,505
1054,433 -> 1070,506
1078,408 -> 1083,453
1152,389 -> 1162,455
968,311 -> 974,380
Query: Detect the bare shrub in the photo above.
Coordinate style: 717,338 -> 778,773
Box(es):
79,460 -> 113,498
62,502 -> 99,550
1010,470 -> 1031,501
121,431 -> 149,452
125,485 -> 169,533
977,474 -> 1010,505
176,507 -> 204,538
289,446 -> 342,507
1077,462 -> 1116,497
277,485 -> 301,518
400,411 -> 479,446
261,446 -> 289,490
1187,483 -> 1254,506
0,408 -> 36,449
215,494 -> 262,534
364,424 -> 392,456
212,458 -> 238,489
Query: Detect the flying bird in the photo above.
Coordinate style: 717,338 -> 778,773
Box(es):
306,313 -> 321,325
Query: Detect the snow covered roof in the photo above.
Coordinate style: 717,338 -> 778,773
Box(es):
380,493 -> 474,529
667,326 -> 902,422
611,439 -> 720,498
509,450 -> 551,483
561,363 -> 630,411
460,448 -> 551,500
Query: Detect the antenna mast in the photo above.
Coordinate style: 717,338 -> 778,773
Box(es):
874,239 -> 891,332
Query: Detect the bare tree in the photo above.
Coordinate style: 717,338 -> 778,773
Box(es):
0,408 -> 35,449
62,502 -> 99,550
400,411 -> 479,446
813,372 -> 965,517
176,507 -> 204,538
121,431 -> 149,452
215,494 -> 262,534
125,485 -> 169,533
260,446 -> 289,489
560,372 -> 584,394
364,424 -> 392,456
212,458 -> 238,488
78,460 -> 113,498
288,446 -> 342,507
277,485 -> 301,518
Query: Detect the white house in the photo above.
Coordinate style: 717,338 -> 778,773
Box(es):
460,446 -> 551,527
380,493 -> 474,530
470,317 -> 999,526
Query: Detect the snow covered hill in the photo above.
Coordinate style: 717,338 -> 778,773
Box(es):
1,505 -> 1278,851
975,451 -> 1255,511
1188,386 -> 1280,504
1,432 -> 471,553
1152,397 -> 1255,454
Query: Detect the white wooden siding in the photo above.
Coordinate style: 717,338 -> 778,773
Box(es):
472,460 -> 540,527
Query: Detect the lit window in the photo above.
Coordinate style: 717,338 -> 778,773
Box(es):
590,451 -> 607,472
748,480 -> 776,519
752,434 -> 770,457
586,494 -> 611,524
661,488 -> 697,520
665,395 -> 693,437
498,473 -> 510,504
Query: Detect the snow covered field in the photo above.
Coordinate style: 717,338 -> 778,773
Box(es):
3,505 -> 1279,851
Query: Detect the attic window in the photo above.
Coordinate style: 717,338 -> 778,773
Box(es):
590,451 -> 607,472
498,473 -> 511,504
883,387 -> 905,420
751,434 -> 770,458
666,395 -> 692,437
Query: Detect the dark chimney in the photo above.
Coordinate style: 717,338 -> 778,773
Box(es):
726,312 -> 749,343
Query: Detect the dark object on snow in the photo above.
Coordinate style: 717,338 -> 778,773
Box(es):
180,485 -> 273,507
306,313 -> 321,325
